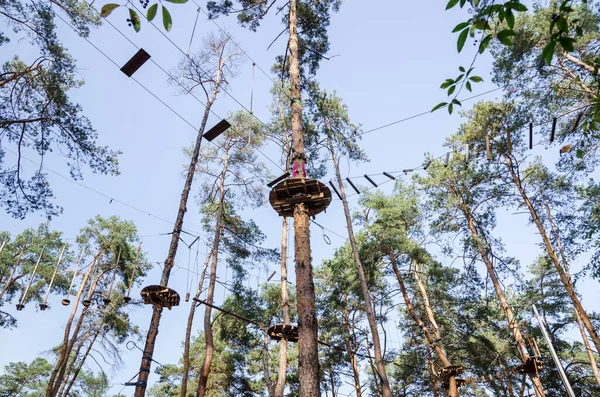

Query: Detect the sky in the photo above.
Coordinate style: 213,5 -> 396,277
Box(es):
1,0 -> 599,395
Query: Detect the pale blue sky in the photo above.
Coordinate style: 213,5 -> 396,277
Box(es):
2,0 -> 598,395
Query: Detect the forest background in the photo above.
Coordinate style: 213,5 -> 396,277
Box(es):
1,0 -> 599,395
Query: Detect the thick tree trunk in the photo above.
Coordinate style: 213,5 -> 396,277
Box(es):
288,0 -> 320,395
196,155 -> 228,397
503,154 -> 600,355
180,253 -> 212,397
274,217 -> 290,397
47,251 -> 102,397
135,68 -> 223,396
327,133 -> 392,397
459,198 -> 545,397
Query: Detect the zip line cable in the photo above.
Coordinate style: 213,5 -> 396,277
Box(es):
4,147 -> 207,242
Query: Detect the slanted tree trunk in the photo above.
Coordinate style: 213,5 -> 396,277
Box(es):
412,262 -> 458,396
503,154 -> 600,356
134,35 -> 231,397
327,133 -> 393,397
59,331 -> 100,397
180,252 -> 213,397
288,0 -> 320,395
196,154 -> 228,397
457,196 -> 545,397
342,294 -> 362,397
0,246 -> 25,301
387,253 -> 459,397
574,310 -> 600,388
47,251 -> 102,397
425,345 -> 441,397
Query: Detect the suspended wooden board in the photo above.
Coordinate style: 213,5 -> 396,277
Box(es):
269,178 -> 332,217
267,324 -> 299,342
140,285 -> 180,310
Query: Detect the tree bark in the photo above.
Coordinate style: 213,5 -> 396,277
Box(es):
425,345 -> 441,397
503,154 -> 600,355
575,306 -> 600,388
134,53 -> 225,396
264,330 -> 275,397
180,252 -> 212,397
196,153 -> 228,397
59,331 -> 99,397
274,217 -> 290,397
342,294 -> 362,397
288,0 -> 320,395
388,253 -> 459,397
47,251 -> 102,397
327,133 -> 392,397
413,262 -> 458,397
458,196 -> 545,397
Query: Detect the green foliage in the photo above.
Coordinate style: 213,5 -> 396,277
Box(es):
0,357 -> 111,397
100,0 -> 187,32
0,223 -> 71,327
0,0 -> 119,218
439,0 -> 593,115
207,0 -> 341,84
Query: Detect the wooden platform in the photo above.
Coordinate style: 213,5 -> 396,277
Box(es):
516,357 -> 543,373
141,285 -> 180,310
267,324 -> 299,342
269,178 -> 332,217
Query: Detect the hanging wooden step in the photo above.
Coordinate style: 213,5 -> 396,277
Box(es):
269,178 -> 332,217
267,324 -> 299,342
140,285 -> 180,310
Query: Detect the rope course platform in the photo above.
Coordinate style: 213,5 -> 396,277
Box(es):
269,178 -> 332,217
140,285 -> 180,310
267,324 -> 299,342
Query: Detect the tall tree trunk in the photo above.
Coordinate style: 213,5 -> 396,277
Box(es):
196,154 -> 228,397
59,331 -> 100,397
425,345 -> 441,397
413,262 -> 458,397
342,294 -> 362,397
364,335 -> 382,397
327,133 -> 393,397
274,117 -> 292,397
135,64 -> 224,396
47,252 -> 102,397
180,252 -> 213,397
288,0 -> 320,394
503,154 -> 600,356
575,309 -> 600,388
274,217 -> 290,397
458,197 -> 545,397
387,253 -> 459,397
264,330 -> 275,397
